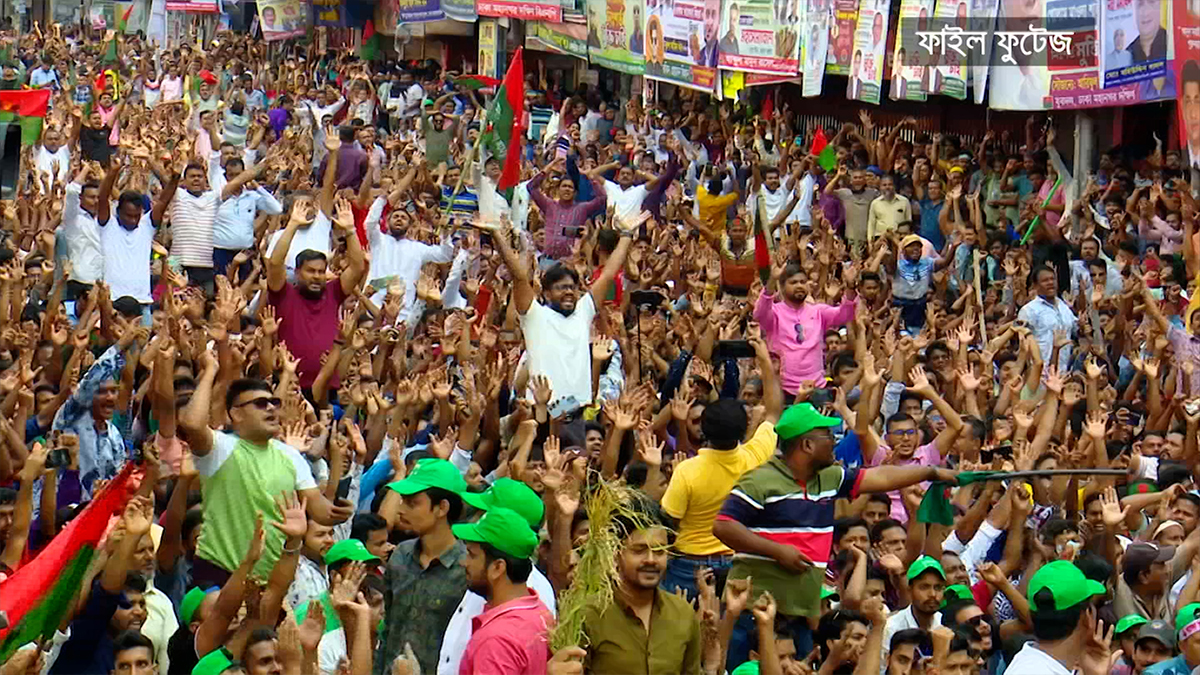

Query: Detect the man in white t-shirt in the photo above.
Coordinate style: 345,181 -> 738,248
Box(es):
35,127 -> 70,185
95,158 -> 157,315
587,162 -> 671,223
487,209 -> 646,415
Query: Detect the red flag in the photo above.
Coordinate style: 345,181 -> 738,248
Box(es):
94,71 -> 108,95
482,48 -> 525,194
761,93 -> 774,121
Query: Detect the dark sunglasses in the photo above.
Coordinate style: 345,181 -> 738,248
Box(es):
235,396 -> 282,410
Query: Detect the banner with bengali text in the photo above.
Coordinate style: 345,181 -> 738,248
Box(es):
644,0 -> 720,91
717,0 -> 802,75
1173,0 -> 1198,169
257,0 -> 307,40
826,0 -> 860,74
311,0 -> 345,26
847,0 -> 893,103
396,0 -> 444,22
1099,0 -> 1171,88
480,0 -> 561,21
526,20 -> 591,59
801,0 -> 833,94
588,0 -> 645,74
889,0 -> 936,100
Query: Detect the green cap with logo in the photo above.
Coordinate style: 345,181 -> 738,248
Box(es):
1175,602 -> 1200,636
192,648 -> 235,675
452,507 -> 539,559
462,477 -> 544,529
387,458 -> 467,496
906,556 -> 946,581
1115,614 -> 1149,636
776,403 -> 841,441
1027,560 -> 1107,612
325,539 -> 381,567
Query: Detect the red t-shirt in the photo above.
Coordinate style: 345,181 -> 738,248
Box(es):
269,280 -> 348,388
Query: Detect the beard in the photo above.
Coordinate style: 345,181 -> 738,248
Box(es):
298,283 -> 325,300
468,577 -> 490,599
549,302 -> 574,317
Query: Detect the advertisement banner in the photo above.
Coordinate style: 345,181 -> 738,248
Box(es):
397,0 -> 444,22
587,0 -> 645,74
970,0 -> 1001,102
925,0 -> 968,97
644,0 -> 719,90
1175,0 -> 1199,169
311,0 -> 346,26
801,0 -> 832,94
526,20 -> 591,59
1099,0 -> 1171,88
165,0 -> 218,12
443,0 -> 478,21
717,0 -> 802,75
479,19 -> 500,78
847,0 -> 893,103
257,0 -> 307,39
480,0 -> 561,21
825,0 -> 860,74
889,0 -> 935,100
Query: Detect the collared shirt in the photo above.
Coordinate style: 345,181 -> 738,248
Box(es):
439,568 -> 558,675
375,538 -> 467,675
880,606 -> 941,673
50,346 -> 127,499
169,187 -> 221,269
1003,643 -> 1075,675
62,181 -> 105,283
1016,295 -> 1077,372
867,193 -> 912,241
582,588 -> 702,675
834,187 -> 880,242
1144,654 -> 1194,675
142,582 -> 180,675
893,256 -> 936,301
286,555 -> 329,619
459,591 -> 553,675
754,290 -> 858,393
527,172 -> 606,259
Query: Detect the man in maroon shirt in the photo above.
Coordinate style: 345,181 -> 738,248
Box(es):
266,195 -> 367,391
317,125 -> 369,190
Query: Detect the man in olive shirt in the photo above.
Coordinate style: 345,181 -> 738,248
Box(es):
826,166 -> 879,253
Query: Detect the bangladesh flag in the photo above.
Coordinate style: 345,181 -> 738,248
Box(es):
811,126 -> 837,172
0,462 -> 138,663
0,90 -> 51,146
454,75 -> 501,91
482,48 -> 524,200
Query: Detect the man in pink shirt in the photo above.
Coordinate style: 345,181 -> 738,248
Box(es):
754,260 -> 859,399
455,507 -> 552,675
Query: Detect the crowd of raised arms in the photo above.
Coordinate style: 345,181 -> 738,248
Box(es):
2,19 -> 1200,675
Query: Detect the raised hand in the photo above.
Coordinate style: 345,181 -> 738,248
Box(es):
272,491 -> 308,539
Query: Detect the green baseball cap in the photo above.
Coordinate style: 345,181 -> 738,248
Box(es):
731,661 -> 760,675
1115,614 -> 1149,635
180,586 -> 215,625
192,647 -> 235,675
1027,560 -> 1107,612
462,477 -> 544,529
942,584 -> 973,605
776,403 -> 842,441
325,539 -> 381,567
387,458 -> 467,496
452,507 -> 539,559
821,586 -> 840,601
1175,602 -> 1200,635
906,556 -> 946,581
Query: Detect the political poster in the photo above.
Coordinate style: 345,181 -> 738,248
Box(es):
644,0 -> 721,91
846,0 -> 893,103
969,0 -> 1001,103
1174,0 -> 1199,169
587,0 -> 645,74
257,0 -> 306,40
716,0 -> 802,75
925,0 -> 968,98
526,20 -> 591,60
479,19 -> 500,78
311,0 -> 346,26
825,0 -> 860,74
1099,0 -> 1171,88
480,0 -> 561,21
888,0 -> 935,100
801,0 -> 832,94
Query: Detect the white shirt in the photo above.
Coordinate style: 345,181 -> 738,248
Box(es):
880,607 -> 941,674
363,198 -> 456,323
604,181 -> 650,222
1004,642 -> 1073,675
266,211 -> 334,280
100,213 -> 156,303
1017,295 -> 1077,373
30,66 -> 59,90
169,187 -> 221,269
519,293 -> 598,412
35,145 -> 70,184
61,182 -> 104,283
436,569 -> 558,675
142,583 -> 179,675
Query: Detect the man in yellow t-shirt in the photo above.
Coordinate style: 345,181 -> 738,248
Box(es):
696,173 -> 741,234
661,332 -> 783,598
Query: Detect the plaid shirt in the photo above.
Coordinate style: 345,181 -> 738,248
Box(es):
375,538 -> 467,675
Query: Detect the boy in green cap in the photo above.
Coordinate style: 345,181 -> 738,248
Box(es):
1113,614 -> 1149,675
454,507 -> 551,675
1006,560 -> 1110,675
880,557 -> 946,668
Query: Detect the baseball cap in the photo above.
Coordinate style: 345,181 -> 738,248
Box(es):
942,584 -> 973,605
1136,620 -> 1177,650
180,586 -> 217,626
821,586 -> 840,601
1114,614 -> 1149,636
901,234 -> 923,250
1123,543 -> 1174,580
461,477 -> 544,529
192,647 -> 235,675
1176,602 -> 1200,637
325,539 -> 381,567
1027,560 -> 1107,612
906,556 -> 946,582
387,458 -> 467,496
731,661 -> 760,675
452,507 -> 539,559
776,403 -> 841,441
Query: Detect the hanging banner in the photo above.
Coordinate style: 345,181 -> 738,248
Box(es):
527,20 -> 591,59
165,0 -> 218,12
644,0 -> 719,91
480,0 -> 561,21
716,0 -> 802,75
847,0 -> 893,102
1099,0 -> 1170,88
397,0 -> 444,22
479,19 -> 500,78
257,0 -> 308,39
801,0 -> 832,94
825,0 -> 860,74
587,0 -> 645,74
889,0 -> 935,100
444,0 -> 478,21
311,0 -> 346,26
924,0 -> 968,98
1174,0 -> 1198,169
970,0 -> 1001,103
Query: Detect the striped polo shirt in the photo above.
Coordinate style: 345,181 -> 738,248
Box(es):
441,184 -> 479,215
717,457 -> 862,617
169,187 -> 220,269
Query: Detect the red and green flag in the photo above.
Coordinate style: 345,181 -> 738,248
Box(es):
482,48 -> 525,200
115,2 -> 135,31
453,75 -> 501,91
811,126 -> 837,172
359,20 -> 381,62
0,90 -> 51,146
0,463 -> 138,663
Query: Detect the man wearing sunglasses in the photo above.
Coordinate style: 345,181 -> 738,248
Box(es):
180,368 -> 355,588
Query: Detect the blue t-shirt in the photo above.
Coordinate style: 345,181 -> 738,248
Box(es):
1144,655 -> 1192,675
919,198 -> 946,251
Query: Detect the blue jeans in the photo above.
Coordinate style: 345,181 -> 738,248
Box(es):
727,609 -> 814,673
660,553 -> 733,602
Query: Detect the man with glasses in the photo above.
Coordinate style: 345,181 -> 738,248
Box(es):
180,371 -> 355,588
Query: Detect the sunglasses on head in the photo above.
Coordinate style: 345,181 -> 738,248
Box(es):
236,396 -> 282,410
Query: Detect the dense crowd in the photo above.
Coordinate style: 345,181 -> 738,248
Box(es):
0,21 -> 1198,675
